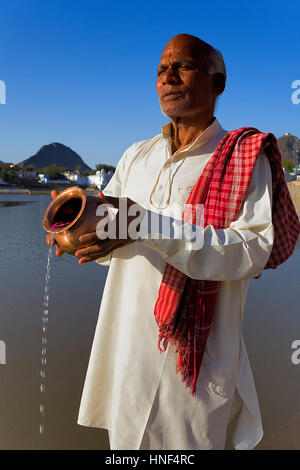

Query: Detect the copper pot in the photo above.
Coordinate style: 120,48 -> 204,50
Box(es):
42,186 -> 101,255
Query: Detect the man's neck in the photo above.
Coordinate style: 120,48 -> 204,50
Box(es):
170,114 -> 215,154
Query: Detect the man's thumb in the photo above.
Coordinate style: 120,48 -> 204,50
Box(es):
98,192 -> 119,208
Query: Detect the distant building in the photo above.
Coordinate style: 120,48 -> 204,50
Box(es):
63,169 -> 114,189
17,169 -> 38,179
68,173 -> 90,185
0,161 -> 14,168
88,169 -> 114,189
50,179 -> 71,185
38,173 -> 70,184
38,174 -> 51,183
63,171 -> 72,180
283,167 -> 296,182
86,173 -> 100,187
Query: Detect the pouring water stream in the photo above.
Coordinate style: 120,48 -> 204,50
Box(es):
40,223 -> 70,435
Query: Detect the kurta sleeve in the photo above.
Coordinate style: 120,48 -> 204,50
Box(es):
138,152 -> 274,281
95,150 -> 128,266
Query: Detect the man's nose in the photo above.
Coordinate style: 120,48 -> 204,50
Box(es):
162,66 -> 182,84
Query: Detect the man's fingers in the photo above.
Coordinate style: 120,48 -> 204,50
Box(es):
51,190 -> 59,200
78,254 -> 103,265
75,244 -> 107,258
46,234 -> 51,246
46,233 -> 57,247
46,232 -> 64,256
78,232 -> 99,244
75,241 -> 117,259
78,246 -> 113,264
56,245 -> 64,257
98,192 -> 119,208
76,238 -> 132,264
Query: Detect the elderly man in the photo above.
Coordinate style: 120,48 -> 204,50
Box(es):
49,34 -> 299,450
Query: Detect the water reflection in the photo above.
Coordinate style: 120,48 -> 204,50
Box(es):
0,201 -> 35,208
0,194 -> 109,449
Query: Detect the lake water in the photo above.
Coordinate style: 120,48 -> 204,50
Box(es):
0,194 -> 299,450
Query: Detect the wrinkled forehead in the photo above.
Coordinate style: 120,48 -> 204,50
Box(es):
159,37 -> 210,66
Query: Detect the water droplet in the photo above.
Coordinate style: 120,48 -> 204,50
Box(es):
39,424 -> 45,434
42,326 -> 47,333
43,309 -> 49,316
42,317 -> 48,324
40,370 -> 46,378
40,384 -> 46,392
41,357 -> 47,365
41,337 -> 47,345
41,348 -> 46,356
40,404 -> 45,416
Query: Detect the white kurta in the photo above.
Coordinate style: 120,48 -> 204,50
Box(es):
77,118 -> 274,450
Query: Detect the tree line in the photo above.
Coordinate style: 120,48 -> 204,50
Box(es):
0,162 -> 115,183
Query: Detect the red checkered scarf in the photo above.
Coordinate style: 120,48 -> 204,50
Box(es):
154,127 -> 300,395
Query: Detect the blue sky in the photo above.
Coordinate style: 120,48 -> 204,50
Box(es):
0,0 -> 299,168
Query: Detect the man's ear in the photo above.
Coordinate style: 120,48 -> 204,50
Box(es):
211,73 -> 226,96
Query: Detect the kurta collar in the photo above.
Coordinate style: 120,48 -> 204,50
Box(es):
161,117 -> 225,154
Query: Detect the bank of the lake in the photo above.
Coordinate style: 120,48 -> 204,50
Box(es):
1,181 -> 300,215
0,184 -> 99,196
288,181 -> 300,216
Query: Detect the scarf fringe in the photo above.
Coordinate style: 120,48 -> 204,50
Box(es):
155,316 -> 199,396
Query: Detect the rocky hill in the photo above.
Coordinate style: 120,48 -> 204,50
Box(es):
18,142 -> 91,172
277,133 -> 300,166
14,132 -> 300,173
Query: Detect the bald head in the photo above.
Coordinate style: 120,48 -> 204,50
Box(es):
156,34 -> 226,120
162,34 -> 226,83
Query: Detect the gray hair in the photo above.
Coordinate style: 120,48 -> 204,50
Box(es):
207,48 -> 227,83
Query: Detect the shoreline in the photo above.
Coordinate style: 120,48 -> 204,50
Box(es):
0,185 -> 99,195
288,181 -> 300,215
1,182 -> 300,215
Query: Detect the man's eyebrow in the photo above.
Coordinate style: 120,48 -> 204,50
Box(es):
157,59 -> 197,69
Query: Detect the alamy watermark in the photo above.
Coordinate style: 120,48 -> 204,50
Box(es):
0,80 -> 6,104
0,340 -> 6,364
291,340 -> 300,365
291,80 -> 300,104
95,200 -> 205,249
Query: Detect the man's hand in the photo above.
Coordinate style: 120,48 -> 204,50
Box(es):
74,192 -> 140,265
45,190 -> 65,257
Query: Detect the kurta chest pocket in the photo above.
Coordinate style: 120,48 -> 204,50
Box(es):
178,186 -> 194,203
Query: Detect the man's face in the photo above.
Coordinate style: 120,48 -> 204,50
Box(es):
156,37 -> 217,119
